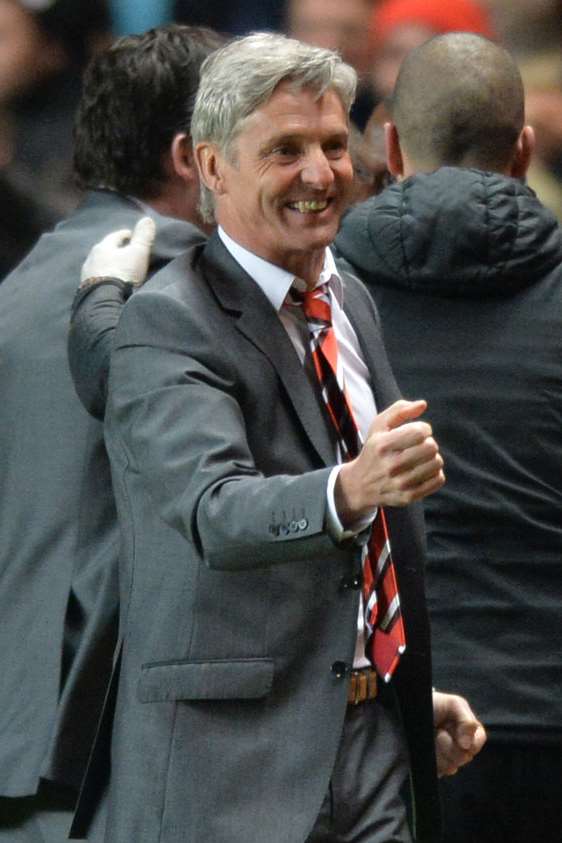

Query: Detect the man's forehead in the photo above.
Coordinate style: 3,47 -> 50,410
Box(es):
247,81 -> 349,127
271,78 -> 342,103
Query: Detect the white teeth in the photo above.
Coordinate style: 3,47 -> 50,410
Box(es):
290,200 -> 328,213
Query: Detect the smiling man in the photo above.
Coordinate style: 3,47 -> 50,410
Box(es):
196,79 -> 352,283
74,33 -> 483,843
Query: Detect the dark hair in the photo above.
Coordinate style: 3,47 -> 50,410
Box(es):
73,24 -> 223,198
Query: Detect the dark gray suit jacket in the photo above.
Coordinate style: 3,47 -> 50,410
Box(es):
93,233 -> 440,842
0,190 -> 204,797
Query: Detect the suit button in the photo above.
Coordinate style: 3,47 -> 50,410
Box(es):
298,518 -> 308,530
339,576 -> 351,591
339,575 -> 362,592
331,661 -> 348,679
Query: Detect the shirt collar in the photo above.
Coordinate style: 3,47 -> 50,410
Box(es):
218,226 -> 344,312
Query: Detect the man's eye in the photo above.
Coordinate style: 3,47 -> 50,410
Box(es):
273,145 -> 299,159
324,141 -> 347,158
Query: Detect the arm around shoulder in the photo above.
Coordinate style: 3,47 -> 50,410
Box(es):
68,279 -> 133,420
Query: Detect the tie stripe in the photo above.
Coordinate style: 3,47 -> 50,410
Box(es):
313,351 -> 360,459
290,282 -> 406,681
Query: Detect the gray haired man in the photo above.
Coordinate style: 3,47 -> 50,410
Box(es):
73,33 -> 484,843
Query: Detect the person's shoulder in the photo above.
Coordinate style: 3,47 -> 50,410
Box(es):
65,189 -> 140,230
335,191 -> 397,281
334,252 -> 382,333
70,191 -> 199,248
150,211 -> 206,261
335,252 -> 374,301
114,242 -> 210,346
141,240 -> 207,298
0,191 -> 135,286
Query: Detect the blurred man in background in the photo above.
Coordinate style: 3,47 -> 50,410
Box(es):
336,32 -> 562,843
286,0 -> 376,128
0,23 -> 220,842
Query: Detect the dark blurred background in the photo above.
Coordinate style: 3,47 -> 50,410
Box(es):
1,0 -> 560,279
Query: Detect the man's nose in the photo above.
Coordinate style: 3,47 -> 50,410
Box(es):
300,148 -> 334,189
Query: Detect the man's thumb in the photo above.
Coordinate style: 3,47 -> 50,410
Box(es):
456,720 -> 477,750
131,216 -> 156,249
373,399 -> 428,433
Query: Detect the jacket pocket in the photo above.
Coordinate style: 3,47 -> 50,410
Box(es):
137,657 -> 274,703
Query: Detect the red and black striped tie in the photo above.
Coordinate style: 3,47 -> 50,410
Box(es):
291,282 -> 406,681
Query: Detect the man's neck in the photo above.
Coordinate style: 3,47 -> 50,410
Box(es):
218,227 -> 328,289
140,190 -> 212,235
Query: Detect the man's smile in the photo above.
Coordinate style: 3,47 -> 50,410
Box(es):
286,198 -> 331,213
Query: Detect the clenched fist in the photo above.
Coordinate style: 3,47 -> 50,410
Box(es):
335,399 -> 445,526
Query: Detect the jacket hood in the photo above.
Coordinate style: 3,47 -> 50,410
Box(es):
336,167 -> 562,298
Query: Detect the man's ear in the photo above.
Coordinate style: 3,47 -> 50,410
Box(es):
384,122 -> 405,178
170,133 -> 197,184
510,125 -> 535,179
194,142 -> 228,196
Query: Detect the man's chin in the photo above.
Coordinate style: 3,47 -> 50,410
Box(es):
301,223 -> 340,251
291,209 -> 340,236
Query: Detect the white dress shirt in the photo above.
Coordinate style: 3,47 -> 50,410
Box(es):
218,227 -> 377,667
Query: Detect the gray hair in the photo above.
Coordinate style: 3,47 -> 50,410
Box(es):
192,32 -> 357,222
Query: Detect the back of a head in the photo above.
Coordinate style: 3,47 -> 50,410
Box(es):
74,24 -> 223,199
392,32 -> 525,172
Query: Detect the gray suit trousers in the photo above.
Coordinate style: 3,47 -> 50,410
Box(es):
307,688 -> 412,843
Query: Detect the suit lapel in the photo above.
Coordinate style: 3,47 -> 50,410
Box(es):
200,234 -> 337,467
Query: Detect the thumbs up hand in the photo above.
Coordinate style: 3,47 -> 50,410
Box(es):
335,399 -> 445,526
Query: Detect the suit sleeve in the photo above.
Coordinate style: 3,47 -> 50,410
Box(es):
106,288 -> 351,572
68,280 -> 132,420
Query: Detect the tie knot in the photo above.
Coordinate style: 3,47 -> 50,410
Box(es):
290,282 -> 332,327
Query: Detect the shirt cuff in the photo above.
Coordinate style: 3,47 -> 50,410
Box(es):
326,465 -> 377,542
